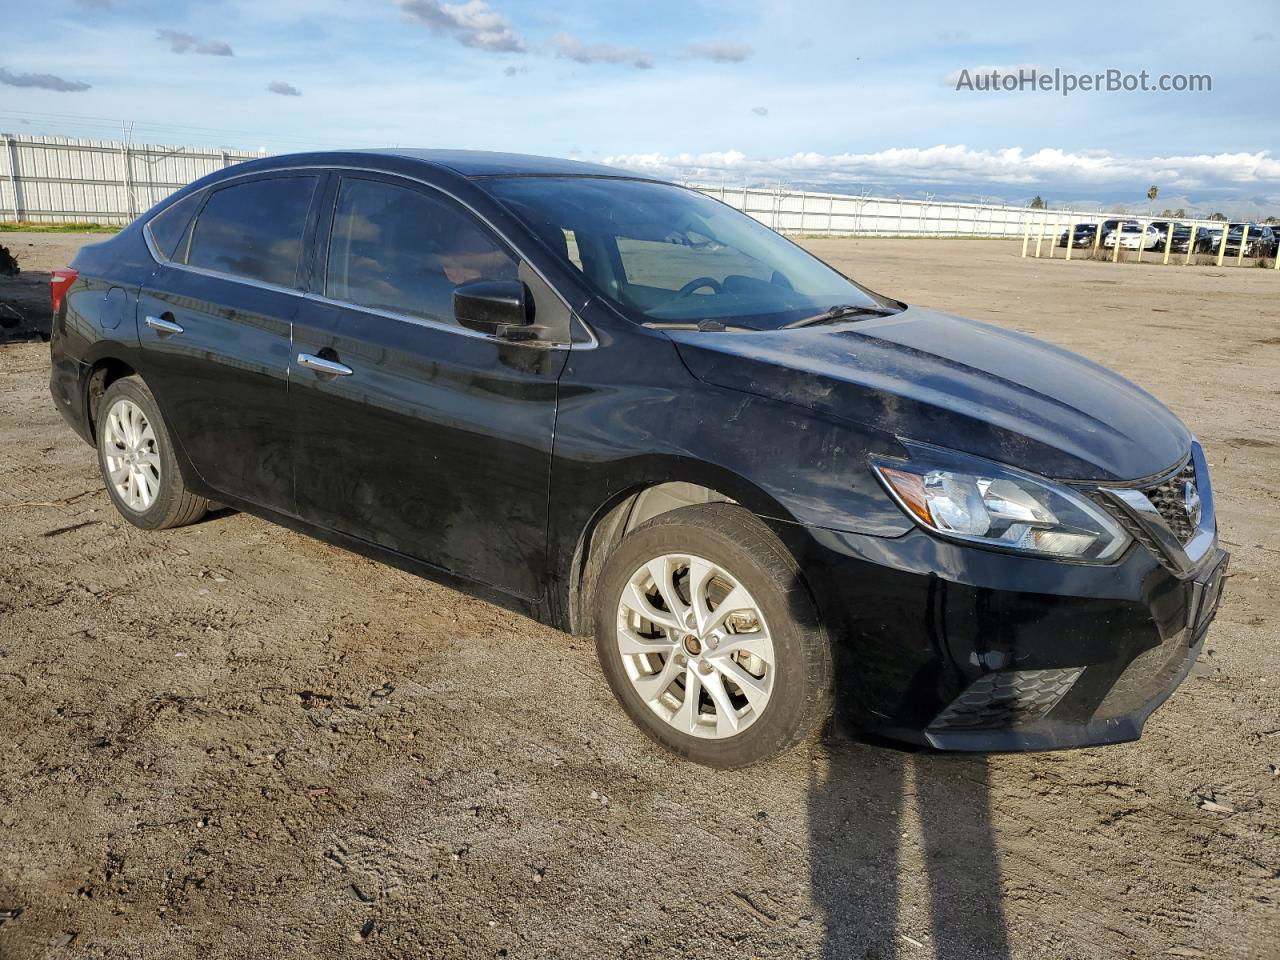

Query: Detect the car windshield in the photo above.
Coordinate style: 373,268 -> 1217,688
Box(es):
484,176 -> 887,328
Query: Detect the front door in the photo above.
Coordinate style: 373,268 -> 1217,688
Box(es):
290,173 -> 567,599
137,173 -> 321,512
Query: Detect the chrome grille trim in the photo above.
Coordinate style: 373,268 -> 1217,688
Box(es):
1090,441 -> 1216,578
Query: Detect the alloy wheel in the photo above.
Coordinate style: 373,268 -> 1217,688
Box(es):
615,553 -> 775,739
102,398 -> 161,512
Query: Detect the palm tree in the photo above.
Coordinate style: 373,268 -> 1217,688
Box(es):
1147,185 -> 1158,215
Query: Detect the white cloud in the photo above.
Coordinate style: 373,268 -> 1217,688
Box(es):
157,29 -> 234,56
397,0 -> 525,53
686,42 -> 753,63
601,146 -> 1280,191
551,33 -> 653,69
0,66 -> 91,92
751,106 -> 768,117
268,80 -> 302,96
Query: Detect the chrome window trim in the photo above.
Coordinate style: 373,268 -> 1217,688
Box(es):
299,290 -> 570,348
140,163 -> 598,351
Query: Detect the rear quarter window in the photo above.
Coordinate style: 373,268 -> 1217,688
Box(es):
185,176 -> 318,287
146,190 -> 204,261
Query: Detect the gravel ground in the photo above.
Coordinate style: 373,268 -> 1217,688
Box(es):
0,234 -> 1277,960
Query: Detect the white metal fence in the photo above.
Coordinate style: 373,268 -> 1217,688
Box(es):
694,183 -> 1082,238
0,134 -> 1241,252
0,134 -> 263,224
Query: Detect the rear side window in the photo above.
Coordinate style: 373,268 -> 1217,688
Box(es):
147,190 -> 204,261
186,176 -> 318,287
325,177 -> 518,324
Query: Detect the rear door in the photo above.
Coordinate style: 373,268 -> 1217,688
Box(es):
137,173 -> 323,512
289,172 -> 568,599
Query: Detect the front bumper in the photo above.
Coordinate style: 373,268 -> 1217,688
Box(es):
780,518 -> 1228,753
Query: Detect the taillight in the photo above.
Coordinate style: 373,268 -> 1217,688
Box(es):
50,268 -> 78,316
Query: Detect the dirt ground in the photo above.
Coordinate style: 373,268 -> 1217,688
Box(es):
1,234 -> 1277,960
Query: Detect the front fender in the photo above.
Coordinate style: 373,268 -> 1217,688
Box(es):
547,317 -> 913,623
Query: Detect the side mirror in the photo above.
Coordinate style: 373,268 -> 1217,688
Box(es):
453,279 -> 533,337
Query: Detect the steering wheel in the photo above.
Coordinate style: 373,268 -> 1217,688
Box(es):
675,277 -> 723,298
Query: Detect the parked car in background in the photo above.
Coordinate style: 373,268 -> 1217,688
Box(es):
48,149 -> 1228,767
1221,223 -> 1276,257
1056,223 -> 1100,248
1146,221 -> 1188,251
1096,218 -> 1124,245
1103,221 -> 1163,251
1168,224 -> 1203,255
1192,225 -> 1226,253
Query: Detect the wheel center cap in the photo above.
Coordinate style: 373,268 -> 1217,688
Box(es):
682,635 -> 702,657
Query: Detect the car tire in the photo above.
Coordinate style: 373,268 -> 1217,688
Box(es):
594,502 -> 832,768
95,376 -> 209,530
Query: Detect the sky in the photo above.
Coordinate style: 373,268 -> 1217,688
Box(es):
2,0 -> 1279,214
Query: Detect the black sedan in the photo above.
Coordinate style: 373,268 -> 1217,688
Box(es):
1221,223 -> 1277,257
47,150 -> 1228,766
1056,223 -> 1101,247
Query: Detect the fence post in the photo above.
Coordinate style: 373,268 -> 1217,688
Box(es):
120,142 -> 135,221
1136,218 -> 1148,263
1112,224 -> 1122,262
3,135 -> 20,222
1163,222 -> 1174,265
1186,224 -> 1197,265
1065,222 -> 1075,261
1034,218 -> 1046,257
1093,219 -> 1104,256
1021,218 -> 1031,257
1046,217 -> 1058,258
1216,226 -> 1229,266
1236,225 -> 1249,266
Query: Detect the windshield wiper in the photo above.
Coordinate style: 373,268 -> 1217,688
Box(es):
641,319 -> 754,332
783,304 -> 895,329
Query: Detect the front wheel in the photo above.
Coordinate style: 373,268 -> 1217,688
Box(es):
594,503 -> 832,768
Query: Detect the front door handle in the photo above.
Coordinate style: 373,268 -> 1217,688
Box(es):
297,352 -> 353,377
144,314 -> 183,336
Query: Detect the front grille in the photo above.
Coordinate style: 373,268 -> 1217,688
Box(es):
1144,460 -> 1198,545
929,667 -> 1084,730
1090,457 -> 1202,575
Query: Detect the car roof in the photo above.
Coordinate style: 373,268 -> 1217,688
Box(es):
356,148 -> 654,180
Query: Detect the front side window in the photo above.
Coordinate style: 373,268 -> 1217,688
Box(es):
485,177 -> 887,329
185,176 -> 318,287
325,177 -> 518,324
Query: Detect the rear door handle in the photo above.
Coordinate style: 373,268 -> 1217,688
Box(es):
144,314 -> 183,336
297,353 -> 353,377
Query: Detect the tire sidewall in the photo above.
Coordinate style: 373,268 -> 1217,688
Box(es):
96,378 -> 184,530
594,508 -> 827,767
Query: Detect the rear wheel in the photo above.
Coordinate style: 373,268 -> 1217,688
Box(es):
96,377 -> 208,530
594,503 -> 832,768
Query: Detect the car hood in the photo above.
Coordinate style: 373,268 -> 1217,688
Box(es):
666,307 -> 1190,482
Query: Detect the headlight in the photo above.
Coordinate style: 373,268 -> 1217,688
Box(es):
872,442 -> 1131,563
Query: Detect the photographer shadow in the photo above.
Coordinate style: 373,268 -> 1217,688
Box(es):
809,731 -> 1011,959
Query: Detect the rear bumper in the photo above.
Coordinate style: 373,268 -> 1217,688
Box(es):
780,520 -> 1228,753
49,352 -> 94,446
